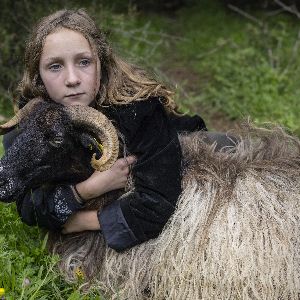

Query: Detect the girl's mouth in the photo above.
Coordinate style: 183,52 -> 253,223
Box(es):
65,93 -> 85,98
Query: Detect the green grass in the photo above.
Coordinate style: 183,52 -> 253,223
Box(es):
1,0 -> 300,298
0,201 -> 105,299
167,0 -> 300,134
0,137 -> 105,298
0,137 -> 4,157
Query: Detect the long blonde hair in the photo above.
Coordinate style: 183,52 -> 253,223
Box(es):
17,9 -> 178,112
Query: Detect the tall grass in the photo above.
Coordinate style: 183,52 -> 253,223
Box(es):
0,203 -> 98,299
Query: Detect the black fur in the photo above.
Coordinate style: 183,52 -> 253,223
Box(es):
0,101 -> 96,202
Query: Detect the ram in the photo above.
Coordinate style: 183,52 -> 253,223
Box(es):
0,98 -> 119,203
0,98 -> 300,299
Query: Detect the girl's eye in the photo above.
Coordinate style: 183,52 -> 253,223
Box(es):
49,64 -> 61,71
79,59 -> 91,67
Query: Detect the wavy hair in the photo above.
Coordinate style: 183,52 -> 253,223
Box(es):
16,9 -> 178,112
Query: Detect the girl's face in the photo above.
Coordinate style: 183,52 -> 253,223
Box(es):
39,28 -> 100,106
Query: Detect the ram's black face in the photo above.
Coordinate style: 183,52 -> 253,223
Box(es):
0,129 -> 65,202
0,103 -> 98,203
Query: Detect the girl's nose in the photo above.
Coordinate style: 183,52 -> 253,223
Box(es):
65,66 -> 81,86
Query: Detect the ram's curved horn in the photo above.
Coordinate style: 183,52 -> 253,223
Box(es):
0,98 -> 44,135
64,105 -> 119,172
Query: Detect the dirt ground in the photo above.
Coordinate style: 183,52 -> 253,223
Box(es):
162,64 -> 239,132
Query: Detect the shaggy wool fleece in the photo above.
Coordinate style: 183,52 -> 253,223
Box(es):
50,125 -> 300,300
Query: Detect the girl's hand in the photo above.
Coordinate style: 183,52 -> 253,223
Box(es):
62,210 -> 100,234
75,155 -> 136,200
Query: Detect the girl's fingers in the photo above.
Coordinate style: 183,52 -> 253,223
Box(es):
125,155 -> 137,164
116,156 -> 136,170
123,156 -> 136,169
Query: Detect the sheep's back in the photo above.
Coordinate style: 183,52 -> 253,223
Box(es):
50,126 -> 300,300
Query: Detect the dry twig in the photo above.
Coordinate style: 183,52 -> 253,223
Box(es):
227,4 -> 264,27
274,0 -> 300,18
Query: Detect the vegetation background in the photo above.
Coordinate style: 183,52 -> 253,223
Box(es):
0,0 -> 299,298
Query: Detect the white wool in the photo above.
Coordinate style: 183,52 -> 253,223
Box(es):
52,127 -> 300,299
92,177 -> 300,299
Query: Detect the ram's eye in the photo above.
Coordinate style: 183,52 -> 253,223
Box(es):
49,136 -> 64,147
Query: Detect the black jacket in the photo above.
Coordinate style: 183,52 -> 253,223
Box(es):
3,98 -> 206,251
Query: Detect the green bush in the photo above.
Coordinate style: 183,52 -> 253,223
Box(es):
171,2 -> 300,135
207,23 -> 300,134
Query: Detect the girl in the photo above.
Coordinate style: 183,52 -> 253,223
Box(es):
3,9 -> 207,251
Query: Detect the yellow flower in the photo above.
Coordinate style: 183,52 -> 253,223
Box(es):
75,267 -> 85,280
0,288 -> 5,296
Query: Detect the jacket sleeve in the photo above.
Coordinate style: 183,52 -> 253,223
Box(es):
15,185 -> 84,231
3,130 -> 84,231
98,98 -> 183,251
168,113 -> 207,132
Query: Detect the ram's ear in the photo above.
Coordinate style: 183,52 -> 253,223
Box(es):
77,132 -> 103,160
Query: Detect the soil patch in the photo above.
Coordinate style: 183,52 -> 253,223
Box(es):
161,64 -> 239,132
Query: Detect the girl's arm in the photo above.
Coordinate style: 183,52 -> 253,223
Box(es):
14,156 -> 134,232
94,98 -> 185,251
3,129 -> 135,230
62,156 -> 136,234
